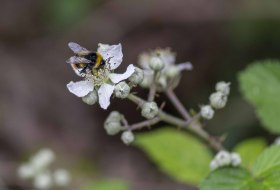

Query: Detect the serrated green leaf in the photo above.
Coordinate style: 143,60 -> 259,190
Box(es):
238,60 -> 280,134
252,145 -> 280,177
200,167 -> 252,190
83,179 -> 130,190
134,128 -> 212,185
234,138 -> 267,170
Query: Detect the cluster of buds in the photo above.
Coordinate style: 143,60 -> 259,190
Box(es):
138,48 -> 192,91
17,148 -> 71,190
209,150 -> 241,170
200,81 -> 230,120
104,111 -> 135,145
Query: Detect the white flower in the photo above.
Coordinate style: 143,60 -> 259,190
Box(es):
66,43 -> 135,109
215,150 -> 231,166
216,81 -> 231,96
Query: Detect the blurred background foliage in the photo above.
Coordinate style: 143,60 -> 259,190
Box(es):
1,0 -> 280,189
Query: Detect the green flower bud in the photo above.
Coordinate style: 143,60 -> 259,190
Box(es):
106,111 -> 122,122
165,65 -> 180,79
230,153 -> 241,167
216,81 -> 230,96
209,92 -> 227,109
121,131 -> 134,145
200,105 -> 214,120
82,90 -> 98,105
114,82 -> 130,99
141,102 -> 159,119
149,56 -> 164,71
129,67 -> 144,85
215,150 -> 231,166
104,121 -> 122,135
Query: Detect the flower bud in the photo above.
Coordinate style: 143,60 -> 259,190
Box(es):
165,65 -> 180,79
17,164 -> 35,179
82,90 -> 98,105
114,81 -> 130,99
106,111 -> 122,123
149,56 -> 164,71
140,74 -> 153,88
156,75 -> 168,91
33,171 -> 53,190
121,131 -> 134,145
31,149 -> 55,172
215,150 -> 231,166
230,153 -> 241,166
200,105 -> 215,120
104,121 -> 122,135
209,92 -> 227,109
141,102 -> 159,119
53,169 -> 71,187
209,159 -> 219,171
129,67 -> 144,85
216,81 -> 230,96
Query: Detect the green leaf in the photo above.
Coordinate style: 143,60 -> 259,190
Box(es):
252,145 -> 280,177
199,167 -> 252,190
238,60 -> 280,134
83,179 -> 130,190
134,128 -> 212,185
234,138 -> 267,170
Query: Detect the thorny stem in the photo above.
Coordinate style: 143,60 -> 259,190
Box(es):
166,88 -> 191,121
127,94 -> 224,151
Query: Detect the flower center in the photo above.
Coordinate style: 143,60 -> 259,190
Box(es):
86,65 -> 111,87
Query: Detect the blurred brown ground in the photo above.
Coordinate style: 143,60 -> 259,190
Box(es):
1,0 -> 280,189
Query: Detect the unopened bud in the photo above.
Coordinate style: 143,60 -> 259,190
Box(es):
104,121 -> 122,135
149,56 -> 164,71
200,105 -> 214,120
209,160 -> 219,171
114,82 -> 130,99
53,169 -> 71,187
165,66 -> 180,79
216,81 -> 230,96
230,153 -> 241,166
106,111 -> 122,123
141,102 -> 159,119
33,171 -> 53,190
209,92 -> 227,109
140,74 -> 153,88
121,131 -> 134,145
129,67 -> 144,85
215,150 -> 231,166
82,90 -> 98,105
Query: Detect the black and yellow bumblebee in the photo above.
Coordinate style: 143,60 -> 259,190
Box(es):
66,42 -> 106,77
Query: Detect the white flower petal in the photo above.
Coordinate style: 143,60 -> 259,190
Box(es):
109,64 -> 135,84
67,80 -> 94,97
98,83 -> 115,109
176,62 -> 193,71
97,43 -> 123,70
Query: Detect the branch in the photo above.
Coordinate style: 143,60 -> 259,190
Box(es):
165,88 -> 191,121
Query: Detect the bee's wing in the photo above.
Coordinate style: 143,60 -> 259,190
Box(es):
68,42 -> 89,54
66,56 -> 91,64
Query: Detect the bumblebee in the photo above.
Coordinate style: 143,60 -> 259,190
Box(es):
66,42 -> 106,77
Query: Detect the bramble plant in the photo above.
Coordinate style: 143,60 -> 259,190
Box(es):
64,43 -> 280,190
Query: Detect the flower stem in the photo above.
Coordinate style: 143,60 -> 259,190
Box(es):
147,72 -> 158,102
166,88 -> 191,121
127,94 -> 224,151
130,117 -> 161,130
